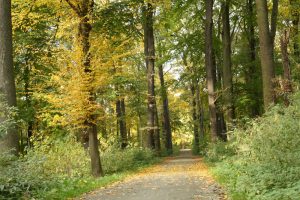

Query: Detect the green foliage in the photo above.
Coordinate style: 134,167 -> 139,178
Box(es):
208,93 -> 300,200
102,147 -> 156,174
0,95 -> 18,139
0,136 -> 157,199
205,141 -> 236,163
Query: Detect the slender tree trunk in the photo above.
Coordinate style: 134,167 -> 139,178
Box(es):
158,64 -> 172,154
280,29 -> 292,105
255,0 -> 278,110
154,104 -> 161,154
196,85 -> 204,141
0,0 -> 19,154
120,98 -> 127,148
191,84 -> 200,153
290,0 -> 299,61
65,0 -> 103,177
137,113 -> 143,147
221,0 -> 234,123
24,62 -> 34,148
292,19 -> 299,60
143,2 -> 158,149
205,0 -> 218,142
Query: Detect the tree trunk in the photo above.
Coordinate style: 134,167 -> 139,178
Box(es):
87,119 -> 102,177
196,85 -> 204,142
158,64 -> 172,154
221,0 -> 234,123
65,0 -> 103,177
137,113 -> 143,147
290,0 -> 299,61
255,0 -> 277,110
280,29 -> 292,105
24,61 -> 34,148
154,104 -> 161,154
143,2 -> 158,149
191,84 -> 200,153
245,0 -> 261,117
120,98 -> 127,148
0,0 -> 19,154
205,0 -> 218,142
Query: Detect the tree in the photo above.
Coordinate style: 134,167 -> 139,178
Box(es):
0,0 -> 19,154
205,0 -> 218,142
64,0 -> 103,177
245,0 -> 262,117
221,0 -> 234,123
143,2 -> 160,152
158,63 -> 172,154
116,98 -> 128,149
255,0 -> 278,109
290,0 -> 299,62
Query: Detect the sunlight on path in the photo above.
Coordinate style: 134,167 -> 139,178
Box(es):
77,149 -> 226,200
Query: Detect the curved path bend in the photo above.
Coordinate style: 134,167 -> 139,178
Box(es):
78,149 -> 226,200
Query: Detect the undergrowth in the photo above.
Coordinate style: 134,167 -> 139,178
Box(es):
0,136 -> 158,199
206,93 -> 300,200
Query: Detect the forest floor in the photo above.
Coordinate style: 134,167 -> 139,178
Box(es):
77,149 -> 226,200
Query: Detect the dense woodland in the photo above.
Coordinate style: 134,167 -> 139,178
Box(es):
0,0 -> 300,199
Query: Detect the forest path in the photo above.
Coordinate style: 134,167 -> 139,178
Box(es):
78,149 -> 226,200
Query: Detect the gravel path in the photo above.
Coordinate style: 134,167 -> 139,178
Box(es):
78,149 -> 226,200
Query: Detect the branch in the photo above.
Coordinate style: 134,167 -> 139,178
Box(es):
64,0 -> 81,16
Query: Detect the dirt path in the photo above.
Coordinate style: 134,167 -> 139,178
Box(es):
78,149 -> 226,200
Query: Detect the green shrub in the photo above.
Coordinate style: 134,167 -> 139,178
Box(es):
205,140 -> 236,163
0,136 -> 157,199
210,92 -> 300,200
101,147 -> 155,174
0,95 -> 17,139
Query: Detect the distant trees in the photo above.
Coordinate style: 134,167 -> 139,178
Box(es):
0,0 -> 19,153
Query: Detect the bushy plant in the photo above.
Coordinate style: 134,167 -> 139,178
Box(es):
0,135 -> 157,199
101,147 -> 155,174
0,95 -> 17,139
204,137 -> 238,163
0,136 -> 90,199
210,92 -> 300,200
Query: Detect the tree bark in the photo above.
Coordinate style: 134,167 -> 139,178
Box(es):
245,0 -> 261,117
255,0 -> 277,110
143,2 -> 159,150
24,60 -> 34,148
158,64 -> 172,154
154,104 -> 161,154
196,85 -> 204,143
0,0 -> 19,154
221,0 -> 234,123
65,0 -> 103,177
280,29 -> 292,105
120,98 -> 128,148
191,84 -> 199,153
290,0 -> 299,61
205,0 -> 218,142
